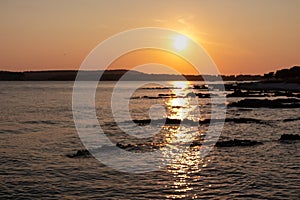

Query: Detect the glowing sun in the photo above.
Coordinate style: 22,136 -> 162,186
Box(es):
173,35 -> 188,51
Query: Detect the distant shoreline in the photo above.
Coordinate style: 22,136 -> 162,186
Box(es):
0,66 -> 299,82
0,70 -> 264,82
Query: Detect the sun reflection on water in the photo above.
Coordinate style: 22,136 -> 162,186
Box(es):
165,81 -> 199,121
162,81 -> 209,199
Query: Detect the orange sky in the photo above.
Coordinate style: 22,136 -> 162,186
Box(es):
0,0 -> 299,75
108,49 -> 199,75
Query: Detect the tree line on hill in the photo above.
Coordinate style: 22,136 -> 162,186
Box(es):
263,66 -> 300,82
0,66 -> 299,82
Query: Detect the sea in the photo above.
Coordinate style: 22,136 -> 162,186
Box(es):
0,81 -> 299,199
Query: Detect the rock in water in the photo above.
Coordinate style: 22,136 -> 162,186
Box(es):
216,139 -> 263,147
279,134 -> 300,140
67,149 -> 91,158
230,98 -> 300,108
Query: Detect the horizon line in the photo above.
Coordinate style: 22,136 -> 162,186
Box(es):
0,68 -> 281,77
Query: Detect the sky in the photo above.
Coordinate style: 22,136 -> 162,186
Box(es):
0,0 -> 299,75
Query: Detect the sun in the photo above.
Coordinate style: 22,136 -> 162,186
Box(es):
173,35 -> 188,51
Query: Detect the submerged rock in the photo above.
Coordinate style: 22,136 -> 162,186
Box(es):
116,139 -> 264,150
215,139 -> 263,147
279,134 -> 300,141
116,142 -> 164,152
132,118 -> 195,126
132,117 -> 267,126
67,149 -> 91,158
128,117 -> 268,126
199,117 -> 267,124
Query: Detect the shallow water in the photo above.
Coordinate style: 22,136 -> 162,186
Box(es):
0,81 -> 299,199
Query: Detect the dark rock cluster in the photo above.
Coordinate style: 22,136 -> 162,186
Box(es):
215,139 -> 263,147
230,98 -> 300,108
279,134 -> 300,141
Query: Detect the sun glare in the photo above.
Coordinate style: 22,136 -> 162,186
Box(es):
173,35 -> 188,51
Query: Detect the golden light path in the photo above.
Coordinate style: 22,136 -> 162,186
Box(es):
161,81 -> 210,199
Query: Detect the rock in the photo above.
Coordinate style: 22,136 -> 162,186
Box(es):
215,139 -> 263,147
237,81 -> 300,92
132,119 -> 152,126
199,118 -> 266,124
132,118 -> 194,126
189,141 -> 203,147
226,90 -> 266,97
132,117 -> 267,126
165,118 -> 181,124
279,134 -> 300,140
273,91 -> 300,98
283,117 -> 300,122
116,142 -> 164,152
230,98 -> 300,108
158,93 -> 176,97
225,118 -> 266,124
193,85 -> 208,90
186,92 -> 210,98
67,149 -> 91,158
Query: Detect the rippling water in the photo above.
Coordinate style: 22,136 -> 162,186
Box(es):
0,81 -> 299,199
